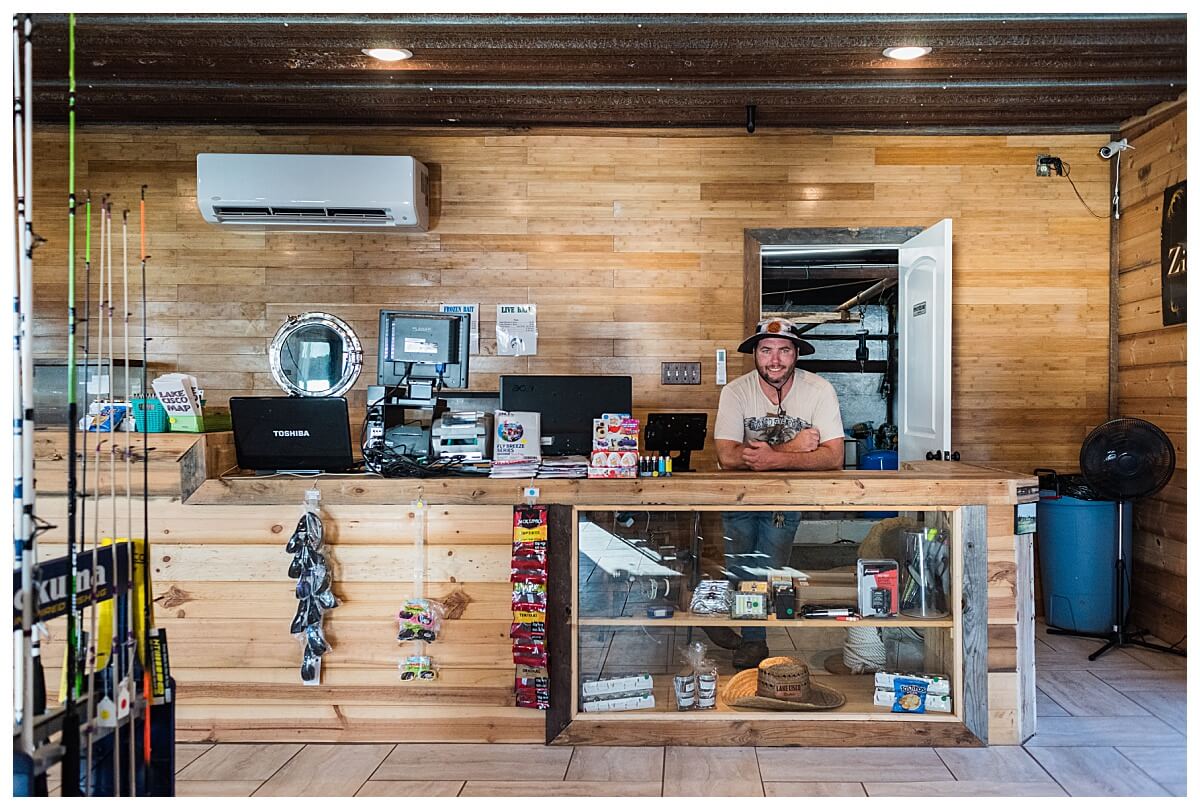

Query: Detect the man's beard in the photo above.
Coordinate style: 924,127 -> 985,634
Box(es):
756,362 -> 795,388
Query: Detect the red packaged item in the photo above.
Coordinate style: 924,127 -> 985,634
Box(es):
515,665 -> 550,709
512,641 -> 548,667
510,621 -> 547,641
513,506 -> 548,543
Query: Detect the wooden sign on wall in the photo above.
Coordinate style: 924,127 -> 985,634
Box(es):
1161,180 -> 1186,326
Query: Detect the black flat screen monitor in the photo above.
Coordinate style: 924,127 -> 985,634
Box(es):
499,375 -> 633,456
230,396 -> 356,474
377,310 -> 470,389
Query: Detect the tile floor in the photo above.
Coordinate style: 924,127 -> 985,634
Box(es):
46,622 -> 1187,797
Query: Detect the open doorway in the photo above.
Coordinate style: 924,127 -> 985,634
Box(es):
742,224 -> 953,465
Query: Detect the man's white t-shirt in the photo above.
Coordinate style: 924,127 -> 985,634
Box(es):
714,370 -> 844,447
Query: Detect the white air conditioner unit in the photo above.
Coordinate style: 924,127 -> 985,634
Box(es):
196,154 -> 429,231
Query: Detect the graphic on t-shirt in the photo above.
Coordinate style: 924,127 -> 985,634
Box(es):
744,414 -> 811,445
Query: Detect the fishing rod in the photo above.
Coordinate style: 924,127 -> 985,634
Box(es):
140,185 -> 155,783
61,12 -> 84,797
64,180 -> 89,795
83,197 -> 108,797
121,206 -> 137,795
106,193 -> 121,795
12,11 -> 35,767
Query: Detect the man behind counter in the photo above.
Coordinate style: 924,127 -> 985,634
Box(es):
708,317 -> 845,668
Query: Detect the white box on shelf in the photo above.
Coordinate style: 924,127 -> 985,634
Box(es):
581,673 -> 654,699
581,693 -> 656,712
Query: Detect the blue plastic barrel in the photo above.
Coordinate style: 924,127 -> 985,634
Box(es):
1038,492 -> 1132,634
859,450 -> 898,518
859,449 -> 898,470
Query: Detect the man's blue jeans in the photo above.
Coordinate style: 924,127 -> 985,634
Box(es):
721,511 -> 801,642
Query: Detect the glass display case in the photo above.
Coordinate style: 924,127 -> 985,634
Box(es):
570,507 -> 965,725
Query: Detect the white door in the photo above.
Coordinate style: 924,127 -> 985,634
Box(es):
898,219 -> 953,463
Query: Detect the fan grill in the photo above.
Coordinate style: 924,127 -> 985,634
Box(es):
1079,418 -> 1175,501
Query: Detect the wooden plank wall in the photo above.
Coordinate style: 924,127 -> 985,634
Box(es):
29,125 -> 1114,473
27,124 -> 1112,743
1116,104 -> 1187,649
37,494 -> 544,743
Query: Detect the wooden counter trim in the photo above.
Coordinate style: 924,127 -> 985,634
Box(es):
552,718 -> 983,747
181,434 -> 1036,507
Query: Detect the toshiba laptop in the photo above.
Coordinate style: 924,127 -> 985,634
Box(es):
230,396 -> 356,474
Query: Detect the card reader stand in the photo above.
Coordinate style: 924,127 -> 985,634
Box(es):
643,412 -> 708,472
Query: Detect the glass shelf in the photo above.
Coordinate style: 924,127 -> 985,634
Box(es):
578,672 -> 961,721
574,507 -> 960,725
578,613 -> 954,628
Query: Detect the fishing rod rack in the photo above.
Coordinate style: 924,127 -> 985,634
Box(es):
13,14 -> 176,796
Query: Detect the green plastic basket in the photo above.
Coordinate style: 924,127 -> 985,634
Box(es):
132,396 -> 169,433
167,400 -> 232,433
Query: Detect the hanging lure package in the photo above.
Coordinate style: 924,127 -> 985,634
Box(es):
399,654 -> 437,681
396,598 -> 445,643
673,641 -> 719,711
511,505 -> 550,708
286,493 -> 336,686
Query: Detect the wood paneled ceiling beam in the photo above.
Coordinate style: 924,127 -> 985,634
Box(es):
24,12 -> 1186,131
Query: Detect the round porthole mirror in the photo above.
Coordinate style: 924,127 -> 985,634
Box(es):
268,312 -> 363,397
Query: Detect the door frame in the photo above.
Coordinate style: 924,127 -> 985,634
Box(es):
743,226 -> 925,376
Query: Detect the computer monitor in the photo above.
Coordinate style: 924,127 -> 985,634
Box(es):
230,396 -> 356,474
499,375 -> 633,456
644,412 -> 708,472
377,310 -> 470,389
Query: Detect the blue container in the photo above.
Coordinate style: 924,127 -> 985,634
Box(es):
859,449 -> 898,471
1038,492 -> 1132,634
859,450 -> 898,518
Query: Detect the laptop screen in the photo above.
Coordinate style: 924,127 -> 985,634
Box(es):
230,396 -> 356,473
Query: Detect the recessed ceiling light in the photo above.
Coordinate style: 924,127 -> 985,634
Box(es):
363,48 -> 413,62
883,46 -> 932,61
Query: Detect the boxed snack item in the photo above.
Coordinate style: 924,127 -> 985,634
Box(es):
586,463 -> 638,479
581,673 -> 655,712
857,558 -> 899,617
581,693 -> 655,712
587,448 -> 639,479
738,581 -> 770,594
873,671 -> 951,696
593,415 -> 640,451
589,450 -> 639,468
581,673 -> 654,699
873,687 -> 952,713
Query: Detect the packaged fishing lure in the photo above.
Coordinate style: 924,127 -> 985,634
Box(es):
396,598 -> 445,643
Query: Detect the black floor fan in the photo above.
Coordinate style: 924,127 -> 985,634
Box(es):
1047,417 -> 1185,661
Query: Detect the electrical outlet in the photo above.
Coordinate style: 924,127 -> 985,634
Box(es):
661,361 -> 701,385
1035,154 -> 1064,177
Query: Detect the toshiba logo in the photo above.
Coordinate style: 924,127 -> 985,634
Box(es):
273,430 -> 311,437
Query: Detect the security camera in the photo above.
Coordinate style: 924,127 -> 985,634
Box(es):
1099,139 -> 1134,159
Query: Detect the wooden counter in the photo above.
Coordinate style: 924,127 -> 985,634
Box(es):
34,430 -> 1038,746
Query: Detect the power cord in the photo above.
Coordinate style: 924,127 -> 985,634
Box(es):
362,444 -> 485,478
1062,161 -> 1109,219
